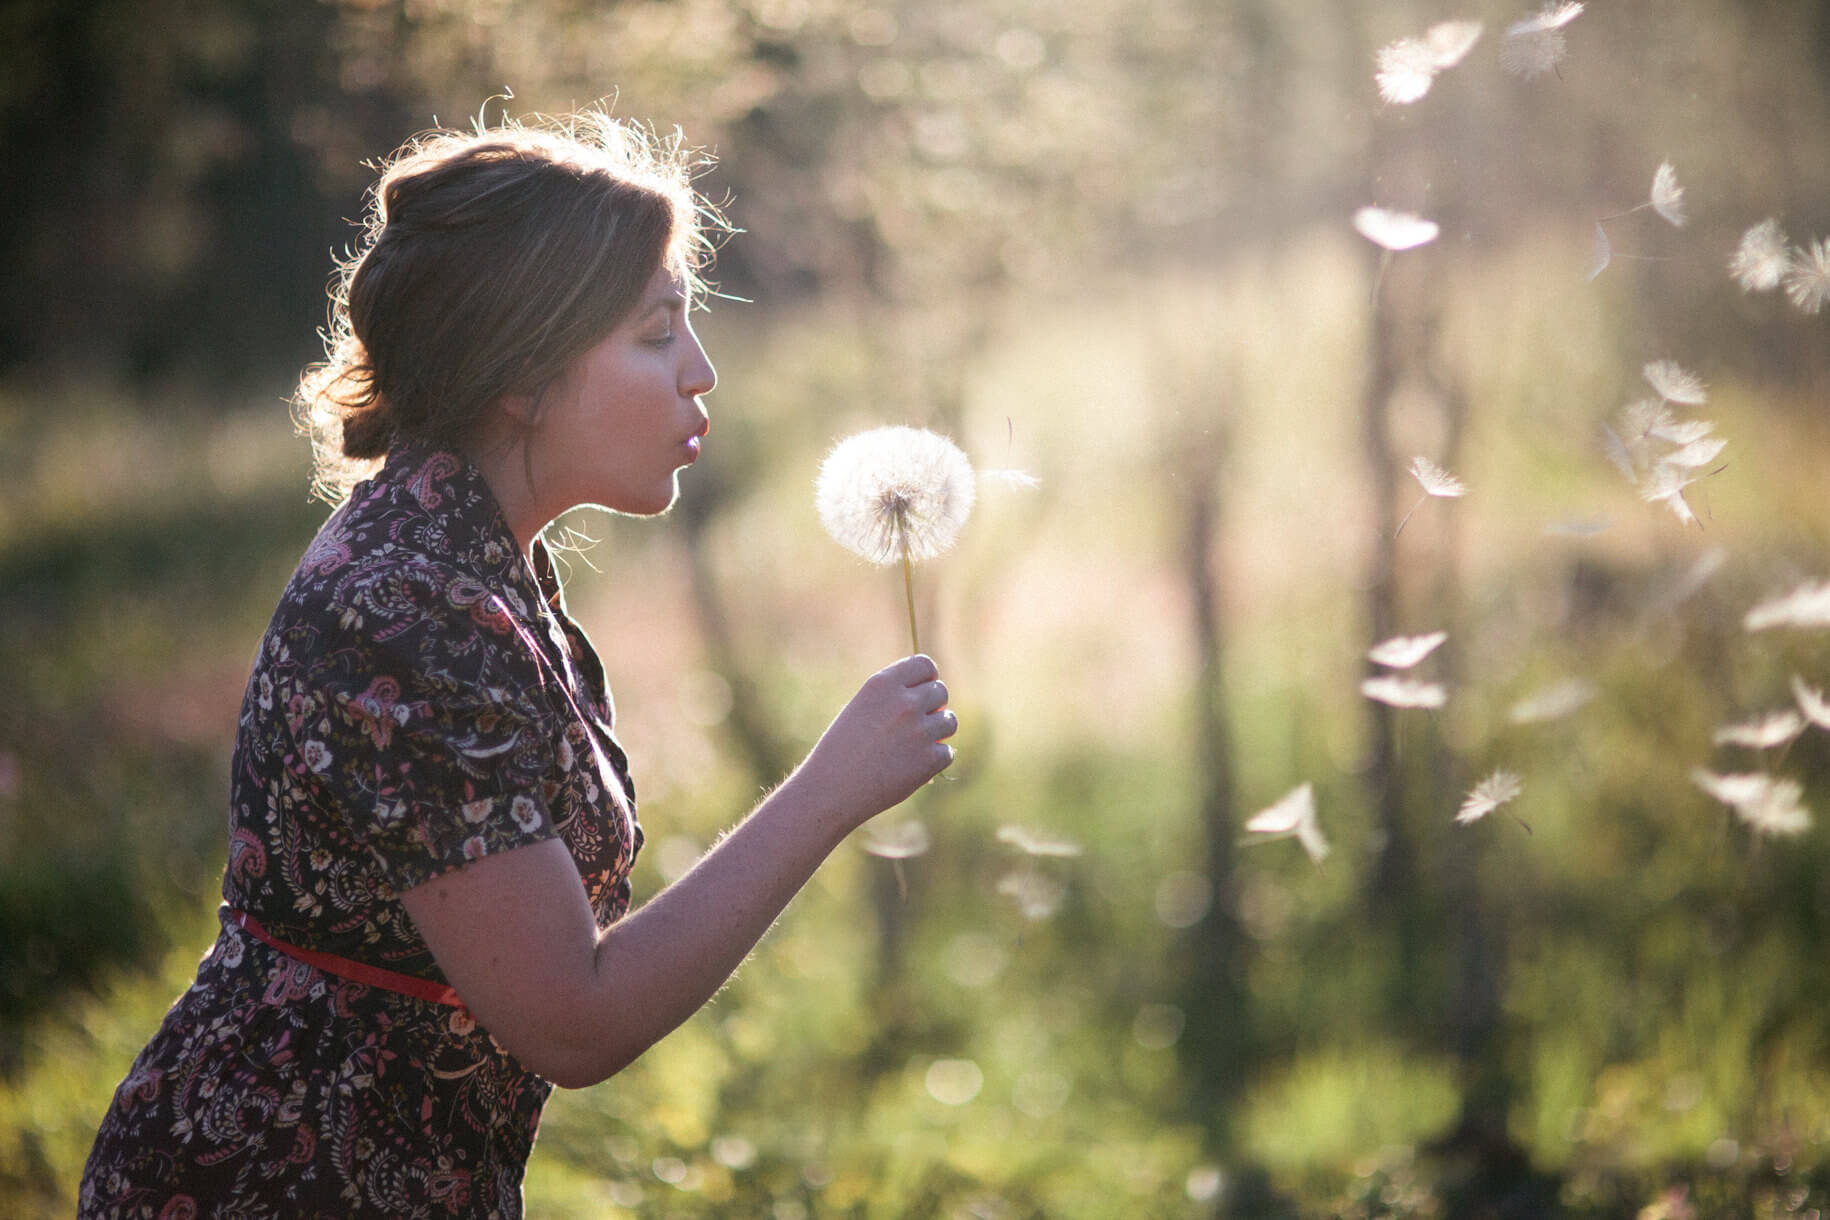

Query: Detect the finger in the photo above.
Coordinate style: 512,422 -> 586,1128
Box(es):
918,680 -> 949,713
888,654 -> 940,685
933,708 -> 960,741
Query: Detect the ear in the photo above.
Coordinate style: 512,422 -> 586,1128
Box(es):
495,389 -> 543,429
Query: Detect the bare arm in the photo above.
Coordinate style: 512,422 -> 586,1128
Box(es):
398,654 -> 955,1088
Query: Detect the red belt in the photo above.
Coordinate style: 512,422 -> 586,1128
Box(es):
229,907 -> 466,1009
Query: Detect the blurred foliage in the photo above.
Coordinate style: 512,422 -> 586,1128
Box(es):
7,0 -> 1830,1216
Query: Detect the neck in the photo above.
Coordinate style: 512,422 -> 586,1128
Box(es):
465,435 -> 548,555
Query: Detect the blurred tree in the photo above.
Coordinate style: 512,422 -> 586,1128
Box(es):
0,0 -> 414,387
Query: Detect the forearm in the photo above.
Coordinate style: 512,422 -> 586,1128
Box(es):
563,768 -> 855,1082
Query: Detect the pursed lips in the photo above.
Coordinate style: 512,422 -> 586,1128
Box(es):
682,414 -> 710,459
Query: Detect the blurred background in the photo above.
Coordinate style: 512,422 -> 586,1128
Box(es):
4,1 -> 1830,1215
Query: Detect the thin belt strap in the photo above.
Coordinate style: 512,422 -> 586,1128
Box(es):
229,907 -> 466,1009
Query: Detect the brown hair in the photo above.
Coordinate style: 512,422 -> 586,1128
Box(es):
294,108 -> 721,503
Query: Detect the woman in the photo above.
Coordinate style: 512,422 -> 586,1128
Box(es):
79,109 -> 957,1218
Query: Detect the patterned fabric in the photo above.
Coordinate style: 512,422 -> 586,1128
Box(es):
80,443 -> 642,1219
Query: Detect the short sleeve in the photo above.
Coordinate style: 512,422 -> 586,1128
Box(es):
275,566 -> 565,895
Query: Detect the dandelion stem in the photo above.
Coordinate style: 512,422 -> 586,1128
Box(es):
1596,202 -> 1653,223
1394,494 -> 1426,538
901,544 -> 920,655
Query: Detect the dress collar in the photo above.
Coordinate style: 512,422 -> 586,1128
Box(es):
365,439 -> 566,627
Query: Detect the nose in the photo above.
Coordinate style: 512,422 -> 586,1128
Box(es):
682,330 -> 716,399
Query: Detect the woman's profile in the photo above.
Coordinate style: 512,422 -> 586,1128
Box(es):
78,107 -> 957,1217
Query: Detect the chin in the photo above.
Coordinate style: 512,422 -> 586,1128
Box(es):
616,480 -> 682,519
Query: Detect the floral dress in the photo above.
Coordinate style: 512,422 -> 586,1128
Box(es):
79,443 -> 642,1219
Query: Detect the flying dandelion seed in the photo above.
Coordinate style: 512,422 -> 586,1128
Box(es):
1501,28 -> 1568,78
997,866 -> 1067,920
1649,162 -> 1687,228
1730,219 -> 1791,292
1692,769 -> 1813,836
1376,39 -> 1440,104
1353,207 -> 1440,251
1663,547 -> 1727,608
1652,418 -> 1716,446
1243,782 -> 1329,864
1409,455 -> 1467,497
816,425 -> 976,653
1619,398 -> 1673,444
1424,19 -> 1485,65
1360,675 -> 1448,710
1713,709 -> 1807,750
1638,461 -> 1703,527
1791,676 -> 1830,730
995,825 -> 1084,858
1587,221 -> 1612,281
1456,770 -> 1525,826
1601,422 -> 1638,480
1396,456 -> 1467,536
1502,3 -> 1583,79
1692,769 -> 1772,809
1507,677 -> 1598,724
1661,434 -> 1727,469
1594,165 -> 1686,255
1543,517 -> 1613,537
1375,20 -> 1483,103
859,819 -> 931,859
1510,0 -> 1584,33
1784,237 -> 1830,315
1368,631 -> 1448,669
1643,359 -> 1708,406
980,468 -> 1042,490
1745,580 -> 1830,631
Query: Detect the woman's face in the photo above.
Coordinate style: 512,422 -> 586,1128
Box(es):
523,263 -> 717,521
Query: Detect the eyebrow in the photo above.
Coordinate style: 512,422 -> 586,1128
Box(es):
638,289 -> 687,318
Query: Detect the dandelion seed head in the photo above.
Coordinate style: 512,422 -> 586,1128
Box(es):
1354,207 -> 1440,251
1643,359 -> 1707,406
1650,162 -> 1687,228
1730,219 -> 1790,293
1457,770 -> 1524,824
816,426 -> 976,565
1712,709 -> 1806,750
1784,238 -> 1830,315
1409,455 -> 1467,497
1368,631 -> 1448,669
1360,675 -> 1448,709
